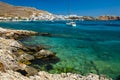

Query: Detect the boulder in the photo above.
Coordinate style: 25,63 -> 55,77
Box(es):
25,66 -> 38,76
18,53 -> 34,65
0,37 -> 23,52
34,49 -> 55,59
0,49 -> 20,70
19,53 -> 34,61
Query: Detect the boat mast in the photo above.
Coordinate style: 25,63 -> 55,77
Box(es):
68,0 -> 70,15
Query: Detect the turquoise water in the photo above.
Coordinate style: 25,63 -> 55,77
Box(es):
0,21 -> 120,79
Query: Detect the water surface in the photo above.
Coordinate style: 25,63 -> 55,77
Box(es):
0,21 -> 120,79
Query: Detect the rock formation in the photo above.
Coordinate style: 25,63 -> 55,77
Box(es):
0,27 -> 112,80
0,70 -> 112,80
0,27 -> 38,39
98,16 -> 120,20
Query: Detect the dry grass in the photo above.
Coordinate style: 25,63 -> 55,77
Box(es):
0,1 -> 49,17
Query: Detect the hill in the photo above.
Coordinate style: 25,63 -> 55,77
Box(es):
0,2 -> 50,18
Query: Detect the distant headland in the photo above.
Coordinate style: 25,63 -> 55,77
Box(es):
0,1 -> 120,21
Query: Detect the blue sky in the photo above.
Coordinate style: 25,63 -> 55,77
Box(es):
1,0 -> 120,16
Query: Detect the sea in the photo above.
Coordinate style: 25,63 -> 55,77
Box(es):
0,20 -> 120,79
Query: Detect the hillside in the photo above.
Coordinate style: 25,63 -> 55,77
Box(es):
0,2 -> 50,18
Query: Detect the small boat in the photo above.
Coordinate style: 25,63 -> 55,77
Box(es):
66,0 -> 77,27
66,22 -> 76,27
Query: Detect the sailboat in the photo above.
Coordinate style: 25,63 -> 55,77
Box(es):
66,21 -> 76,27
66,1 -> 76,27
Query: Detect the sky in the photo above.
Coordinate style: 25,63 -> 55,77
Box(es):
1,0 -> 120,16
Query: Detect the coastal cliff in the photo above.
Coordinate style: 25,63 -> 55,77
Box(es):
98,16 -> 120,20
0,27 -> 112,80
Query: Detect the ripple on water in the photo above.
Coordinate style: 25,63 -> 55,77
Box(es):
1,21 -> 120,79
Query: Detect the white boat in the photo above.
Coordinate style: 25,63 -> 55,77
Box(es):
66,1 -> 77,27
66,22 -> 76,27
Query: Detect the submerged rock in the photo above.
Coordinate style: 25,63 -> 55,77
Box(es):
116,75 -> 120,80
40,33 -> 52,37
30,49 -> 59,71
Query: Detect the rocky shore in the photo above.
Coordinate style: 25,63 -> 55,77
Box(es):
0,27 -> 38,40
0,27 -> 112,80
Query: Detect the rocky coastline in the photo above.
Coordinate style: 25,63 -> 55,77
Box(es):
0,27 -> 112,80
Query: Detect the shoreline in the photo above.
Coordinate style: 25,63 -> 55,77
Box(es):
0,27 -> 112,80
0,19 -> 120,22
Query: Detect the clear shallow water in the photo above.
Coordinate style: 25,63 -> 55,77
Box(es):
0,21 -> 120,79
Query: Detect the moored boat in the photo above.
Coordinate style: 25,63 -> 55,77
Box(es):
66,21 -> 76,27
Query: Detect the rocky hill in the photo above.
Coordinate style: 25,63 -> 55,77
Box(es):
0,2 -> 50,18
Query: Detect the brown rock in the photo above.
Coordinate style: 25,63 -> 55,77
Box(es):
98,16 -> 120,20
0,62 -> 5,72
0,27 -> 38,40
25,66 -> 38,76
